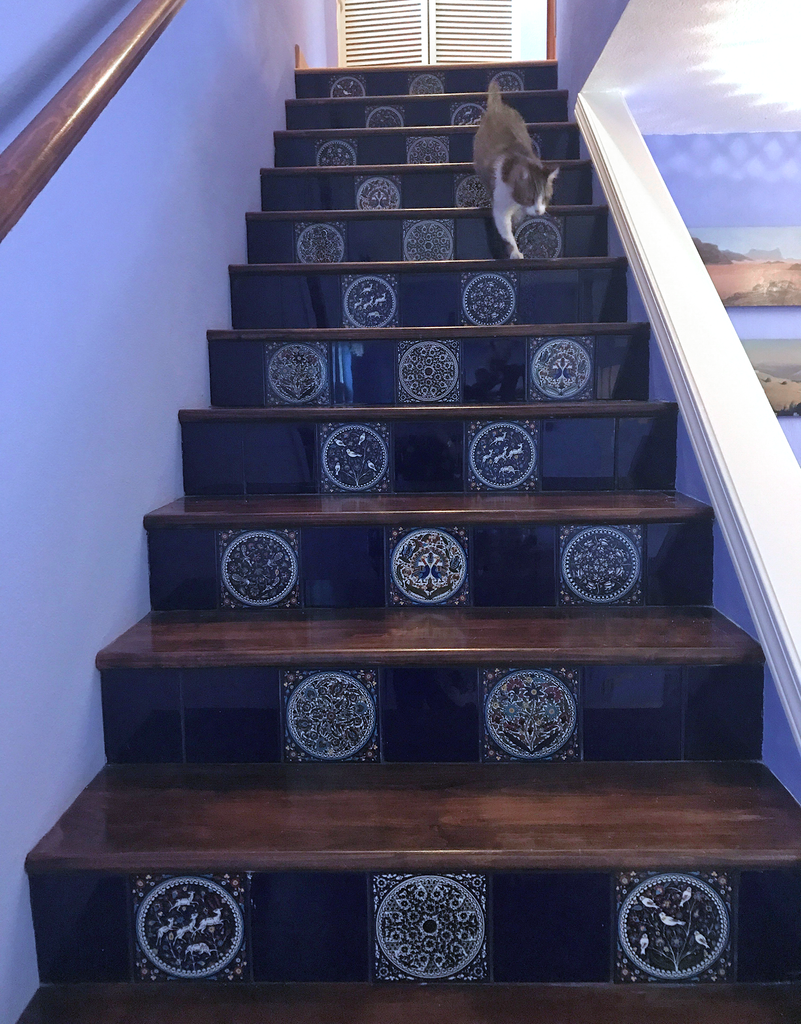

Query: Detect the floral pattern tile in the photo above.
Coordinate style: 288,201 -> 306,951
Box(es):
488,69 -> 525,92
397,339 -> 460,403
328,73 -> 365,98
466,420 -> 538,491
295,221 -> 346,264
366,104 -> 404,128
408,72 -> 444,94
616,871 -> 733,983
482,666 -> 579,761
454,173 -> 490,208
315,139 -> 358,166
514,215 -> 563,259
218,529 -> 300,609
389,526 -> 469,606
319,421 -> 390,492
282,668 -> 379,762
528,336 -> 594,401
406,136 -> 449,164
461,272 -> 517,326
265,341 -> 329,405
132,873 -> 247,981
355,175 -> 402,210
373,873 -> 487,981
342,274 -> 399,328
559,525 -> 643,606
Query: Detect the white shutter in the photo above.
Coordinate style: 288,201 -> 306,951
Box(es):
429,0 -> 514,63
339,0 -> 428,66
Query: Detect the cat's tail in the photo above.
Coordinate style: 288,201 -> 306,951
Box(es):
487,80 -> 504,110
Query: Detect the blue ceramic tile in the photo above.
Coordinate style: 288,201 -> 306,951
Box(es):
583,667 -> 682,760
493,872 -> 611,981
208,341 -> 266,407
739,870 -> 801,981
394,421 -> 463,492
218,529 -> 300,609
102,669 -> 183,763
348,218 -> 402,261
403,219 -> 454,261
462,337 -> 526,403
231,272 -> 341,330
406,136 -> 450,164
517,270 -> 576,325
400,272 -> 459,327
361,134 -> 406,165
282,668 -> 379,761
243,423 -> 316,495
388,527 -> 469,607
472,527 -> 556,606
182,422 -> 245,496
318,422 -> 390,493
294,222 -> 347,264
397,339 -> 460,404
591,266 -> 628,322
454,217 -> 499,260
684,666 -> 763,760
646,523 -> 713,605
402,170 -> 452,208
381,667 -> 479,761
148,528 -> 217,611
301,526 -> 385,607
30,873 -> 129,982
332,340 -> 395,405
563,212 -> 607,258
528,336 -> 594,401
559,525 -> 642,606
342,274 -> 399,329
251,873 -> 368,981
355,175 -> 402,211
482,667 -> 579,762
183,668 -> 280,763
466,421 -> 538,491
246,219 -> 293,263
595,334 -> 649,401
461,272 -> 517,327
541,418 -> 616,491
617,416 -> 677,490
265,342 -> 330,406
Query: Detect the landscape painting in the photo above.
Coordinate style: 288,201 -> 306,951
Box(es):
691,226 -> 801,306
740,338 -> 801,415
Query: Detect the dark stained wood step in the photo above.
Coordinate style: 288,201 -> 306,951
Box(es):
230,256 -> 626,274
300,57 -> 557,74
25,762 -> 799,873
246,204 -> 607,221
144,492 -> 712,529
96,607 -> 762,670
260,158 -> 589,176
17,982 -> 801,1024
275,121 -> 577,139
179,400 -> 674,422
286,88 -> 568,107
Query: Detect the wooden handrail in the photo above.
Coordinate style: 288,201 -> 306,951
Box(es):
0,0 -> 188,243
547,0 -> 556,61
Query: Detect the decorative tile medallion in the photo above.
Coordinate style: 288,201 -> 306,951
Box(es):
402,219 -> 454,261
454,173 -> 490,208
467,420 -> 538,490
282,668 -> 379,761
397,339 -> 460,404
482,667 -> 579,761
265,341 -> 329,405
528,132 -> 542,158
320,421 -> 390,492
408,72 -> 445,95
366,104 -> 404,128
488,69 -> 525,92
389,526 -> 468,605
295,221 -> 346,264
514,215 -> 563,259
315,139 -> 357,166
373,874 -> 487,981
342,274 -> 399,328
132,874 -> 247,981
219,529 -> 300,608
406,136 -> 449,164
529,336 -> 594,401
461,272 -> 517,326
355,175 -> 402,210
450,101 -> 485,126
616,871 -> 733,982
328,74 -> 366,98
560,525 -> 642,606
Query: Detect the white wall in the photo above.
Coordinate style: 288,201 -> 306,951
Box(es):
0,1 -> 333,1020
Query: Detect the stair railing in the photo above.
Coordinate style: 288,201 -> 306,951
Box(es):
0,0 -> 188,244
576,87 -> 801,752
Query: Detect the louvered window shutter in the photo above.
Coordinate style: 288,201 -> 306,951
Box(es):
338,0 -> 428,66
429,0 -> 514,63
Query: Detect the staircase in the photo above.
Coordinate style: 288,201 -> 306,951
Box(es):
17,59 -> 801,1023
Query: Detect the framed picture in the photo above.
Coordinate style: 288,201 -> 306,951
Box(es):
692,226 -> 801,306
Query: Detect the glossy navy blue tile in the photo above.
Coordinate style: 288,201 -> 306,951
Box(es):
646,523 -> 713,605
564,213 -> 607,258
30,873 -> 129,982
332,340 -> 395,405
541,417 -> 616,491
209,341 -> 266,407
360,134 -> 406,165
493,872 -> 611,981
301,527 -> 385,606
592,266 -> 628,322
381,667 -> 479,761
148,528 -> 217,611
473,527 -> 556,606
463,337 -> 526,403
455,217 -> 501,260
518,270 -> 577,325
583,667 -> 682,760
251,872 -> 368,981
243,423 -> 316,494
394,421 -> 463,492
684,666 -> 763,760
348,218 -> 402,261
273,137 -> 316,168
102,669 -> 182,763
399,273 -> 459,327
595,335 -> 649,401
246,219 -> 293,264
230,273 -> 341,330
182,422 -> 245,495
183,668 -> 280,763
617,416 -> 677,490
449,133 -> 475,163
738,870 -> 801,981
403,171 -> 453,208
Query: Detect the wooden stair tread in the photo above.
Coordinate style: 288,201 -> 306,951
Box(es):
208,321 -> 649,341
287,89 -> 568,105
25,762 -> 800,872
247,204 -> 607,220
298,57 -> 557,73
231,256 -> 626,273
144,492 -> 711,528
275,122 -> 576,138
18,983 -> 801,1024
96,607 -> 761,669
261,158 -> 590,175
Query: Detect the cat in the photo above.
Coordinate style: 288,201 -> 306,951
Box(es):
473,82 -> 559,259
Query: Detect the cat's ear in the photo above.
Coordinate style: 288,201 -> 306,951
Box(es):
547,167 -> 560,183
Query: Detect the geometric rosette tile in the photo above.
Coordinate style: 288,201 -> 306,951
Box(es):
559,525 -> 643,606
397,339 -> 460,403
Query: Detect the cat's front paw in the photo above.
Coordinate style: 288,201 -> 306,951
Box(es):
508,246 -> 524,259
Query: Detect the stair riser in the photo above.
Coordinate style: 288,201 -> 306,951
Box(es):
30,866 -> 795,985
274,125 -> 579,167
208,333 -> 649,408
295,65 -> 559,99
229,265 -> 628,331
246,211 -> 607,265
181,412 -> 676,496
101,663 -> 762,765
261,164 -> 592,211
285,93 -> 568,131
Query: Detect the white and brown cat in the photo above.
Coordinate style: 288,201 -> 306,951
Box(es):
473,82 -> 559,259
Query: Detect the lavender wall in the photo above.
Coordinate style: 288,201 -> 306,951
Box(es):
555,0 -> 630,114
0,2 -> 333,1020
